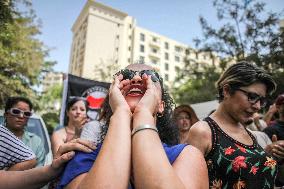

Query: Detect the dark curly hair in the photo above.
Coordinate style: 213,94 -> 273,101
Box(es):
98,64 -> 179,145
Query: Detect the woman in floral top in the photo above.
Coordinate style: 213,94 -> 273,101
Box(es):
188,61 -> 278,188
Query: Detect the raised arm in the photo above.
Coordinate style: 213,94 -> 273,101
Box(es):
68,75 -> 132,189
131,75 -> 208,189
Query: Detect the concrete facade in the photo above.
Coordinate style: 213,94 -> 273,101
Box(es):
69,0 -> 219,87
42,71 -> 64,92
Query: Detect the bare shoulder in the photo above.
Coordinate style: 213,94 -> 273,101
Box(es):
51,128 -> 66,143
189,120 -> 211,136
52,128 -> 66,138
187,120 -> 212,155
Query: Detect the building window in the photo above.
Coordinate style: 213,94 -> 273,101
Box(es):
139,56 -> 145,62
140,33 -> 145,41
152,59 -> 158,64
128,46 -> 131,51
165,42 -> 169,49
152,48 -> 158,53
175,46 -> 182,52
116,35 -> 119,39
128,58 -> 131,63
175,66 -> 180,73
140,45 -> 144,52
117,23 -> 120,27
152,37 -> 157,42
195,52 -> 199,59
129,35 -> 132,40
165,52 -> 169,60
175,56 -> 180,62
129,24 -> 132,28
165,74 -> 169,81
165,63 -> 169,71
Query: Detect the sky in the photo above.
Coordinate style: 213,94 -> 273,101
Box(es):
31,0 -> 284,73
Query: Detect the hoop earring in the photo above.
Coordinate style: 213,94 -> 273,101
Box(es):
157,112 -> 163,118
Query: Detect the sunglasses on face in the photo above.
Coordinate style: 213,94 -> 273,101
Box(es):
236,88 -> 267,108
8,108 -> 32,118
114,69 -> 162,83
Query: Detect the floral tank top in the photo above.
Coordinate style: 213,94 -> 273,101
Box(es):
204,117 -> 278,189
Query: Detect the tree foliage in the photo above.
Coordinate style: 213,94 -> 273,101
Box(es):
0,0 -> 48,108
173,62 -> 220,104
194,0 -> 284,71
174,0 -> 284,105
40,83 -> 63,133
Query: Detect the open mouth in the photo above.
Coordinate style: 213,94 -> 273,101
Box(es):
126,85 -> 146,97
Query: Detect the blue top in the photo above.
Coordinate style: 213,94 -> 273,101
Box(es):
22,131 -> 45,167
57,143 -> 187,189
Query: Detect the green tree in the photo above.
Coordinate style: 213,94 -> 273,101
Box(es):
0,0 -> 48,108
173,61 -> 220,104
174,0 -> 284,105
40,83 -> 63,133
194,0 -> 284,71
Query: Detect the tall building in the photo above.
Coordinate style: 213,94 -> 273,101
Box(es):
42,71 -> 64,92
69,0 -> 219,87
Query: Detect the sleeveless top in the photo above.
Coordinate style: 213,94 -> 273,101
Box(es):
56,143 -> 187,189
204,117 -> 278,189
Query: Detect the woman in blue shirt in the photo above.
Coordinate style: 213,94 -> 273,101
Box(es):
58,63 -> 208,189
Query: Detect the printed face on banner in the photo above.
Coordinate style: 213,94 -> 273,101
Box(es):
81,86 -> 108,120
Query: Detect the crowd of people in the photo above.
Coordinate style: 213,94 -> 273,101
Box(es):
0,61 -> 283,189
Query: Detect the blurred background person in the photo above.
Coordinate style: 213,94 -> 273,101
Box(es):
246,112 -> 267,131
173,104 -> 199,143
51,97 -> 89,157
4,96 -> 45,167
263,93 -> 284,141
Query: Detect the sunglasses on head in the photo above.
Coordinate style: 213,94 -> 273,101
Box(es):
8,108 -> 32,118
114,69 -> 162,83
236,88 -> 267,108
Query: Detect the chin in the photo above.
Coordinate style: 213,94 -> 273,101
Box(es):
241,117 -> 254,125
126,96 -> 142,111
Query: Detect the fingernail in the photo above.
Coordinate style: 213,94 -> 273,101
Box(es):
68,151 -> 75,157
87,148 -> 93,152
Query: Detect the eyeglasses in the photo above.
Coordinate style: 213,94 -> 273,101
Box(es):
114,69 -> 162,83
8,108 -> 32,118
236,88 -> 267,108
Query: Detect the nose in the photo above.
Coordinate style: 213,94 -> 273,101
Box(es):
17,112 -> 25,118
131,72 -> 142,84
252,100 -> 261,111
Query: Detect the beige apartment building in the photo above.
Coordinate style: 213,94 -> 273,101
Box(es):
42,71 -> 64,92
69,0 -> 219,88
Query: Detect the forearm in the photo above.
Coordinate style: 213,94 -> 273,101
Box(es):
263,111 -> 275,125
0,165 -> 59,189
80,109 -> 132,189
132,110 -> 185,189
8,158 -> 37,171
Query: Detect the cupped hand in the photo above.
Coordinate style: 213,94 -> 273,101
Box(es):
134,74 -> 161,115
109,74 -> 131,113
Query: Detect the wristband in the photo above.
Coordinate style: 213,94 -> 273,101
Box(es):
131,124 -> 158,137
